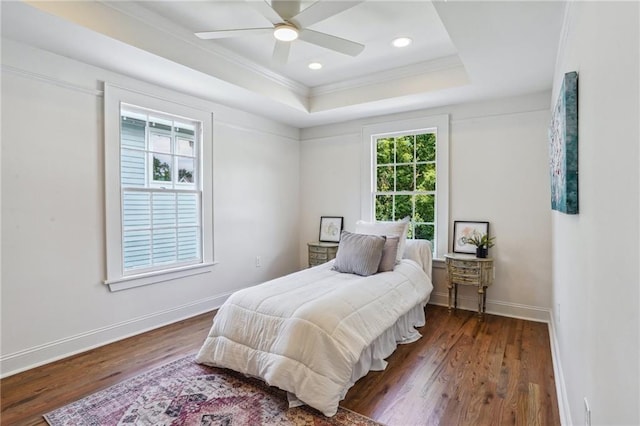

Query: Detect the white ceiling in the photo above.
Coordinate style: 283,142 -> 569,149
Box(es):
137,1 -> 458,87
1,1 -> 566,128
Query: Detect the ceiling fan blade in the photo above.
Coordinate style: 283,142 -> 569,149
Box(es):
298,29 -> 365,56
246,0 -> 284,25
291,1 -> 363,28
271,0 -> 301,20
195,28 -> 273,40
272,40 -> 291,64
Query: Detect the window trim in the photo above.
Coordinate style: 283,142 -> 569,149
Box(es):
361,115 -> 449,258
104,83 -> 215,291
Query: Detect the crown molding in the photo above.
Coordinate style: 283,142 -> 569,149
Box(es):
97,1 -> 309,98
310,55 -> 465,97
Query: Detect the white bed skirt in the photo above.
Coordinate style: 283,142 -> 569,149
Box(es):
287,301 -> 427,408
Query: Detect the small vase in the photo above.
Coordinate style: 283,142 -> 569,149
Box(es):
476,246 -> 487,258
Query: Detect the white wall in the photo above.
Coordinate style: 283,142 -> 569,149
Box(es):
551,2 -> 639,425
300,93 -> 553,320
0,39 -> 301,376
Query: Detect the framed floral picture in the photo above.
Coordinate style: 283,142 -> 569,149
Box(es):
319,216 -> 344,243
453,221 -> 489,254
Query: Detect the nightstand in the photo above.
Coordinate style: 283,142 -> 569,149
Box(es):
444,253 -> 494,317
307,242 -> 339,267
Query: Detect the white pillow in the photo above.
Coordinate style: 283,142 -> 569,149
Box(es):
355,218 -> 409,263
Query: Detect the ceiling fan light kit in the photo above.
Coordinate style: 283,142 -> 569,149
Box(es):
273,24 -> 299,42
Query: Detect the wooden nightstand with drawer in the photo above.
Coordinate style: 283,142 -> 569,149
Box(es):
307,242 -> 339,267
444,253 -> 494,317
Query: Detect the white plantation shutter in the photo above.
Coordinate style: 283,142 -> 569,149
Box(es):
104,84 -> 214,292
119,107 -> 202,275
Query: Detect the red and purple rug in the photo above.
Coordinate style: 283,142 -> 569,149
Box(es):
43,354 -> 382,425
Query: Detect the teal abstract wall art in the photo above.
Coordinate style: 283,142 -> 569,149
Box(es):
549,71 -> 579,214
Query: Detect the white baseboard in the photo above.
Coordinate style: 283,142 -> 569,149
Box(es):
428,291 -> 551,322
0,293 -> 231,378
548,312 -> 572,426
428,291 -> 570,425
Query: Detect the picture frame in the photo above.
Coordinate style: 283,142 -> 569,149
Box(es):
453,221 -> 489,254
549,71 -> 579,214
319,216 -> 344,243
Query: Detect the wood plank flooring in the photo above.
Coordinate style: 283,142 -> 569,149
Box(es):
341,305 -> 559,425
1,305 -> 559,426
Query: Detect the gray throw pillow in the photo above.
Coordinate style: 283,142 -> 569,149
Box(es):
378,236 -> 399,272
332,231 -> 386,276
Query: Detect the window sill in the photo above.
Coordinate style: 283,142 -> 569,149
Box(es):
105,262 -> 217,292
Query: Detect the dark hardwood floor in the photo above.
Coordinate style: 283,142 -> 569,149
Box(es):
342,305 -> 559,425
1,304 -> 559,425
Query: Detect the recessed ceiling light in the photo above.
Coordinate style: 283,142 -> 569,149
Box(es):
392,37 -> 412,48
308,62 -> 322,70
273,24 -> 299,42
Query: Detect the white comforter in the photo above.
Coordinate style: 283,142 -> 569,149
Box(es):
196,258 -> 432,416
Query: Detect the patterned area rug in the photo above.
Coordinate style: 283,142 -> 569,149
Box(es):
44,354 -> 382,425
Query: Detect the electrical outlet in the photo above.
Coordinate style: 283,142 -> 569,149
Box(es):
584,397 -> 591,426
256,256 -> 262,268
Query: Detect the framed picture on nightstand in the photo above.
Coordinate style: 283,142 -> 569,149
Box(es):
319,216 -> 343,243
453,220 -> 489,254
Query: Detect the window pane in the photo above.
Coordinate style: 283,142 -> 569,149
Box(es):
122,191 -> 150,229
149,116 -> 172,132
153,154 -> 172,182
416,133 -> 436,162
376,138 -> 394,164
175,122 -> 195,137
396,135 -> 414,163
121,117 -> 145,150
415,224 -> 434,241
178,193 -> 199,226
150,133 -> 171,154
394,195 -> 412,220
177,137 -> 194,156
123,229 -> 151,270
406,222 -> 414,239
416,163 -> 436,191
152,193 -> 176,227
396,165 -> 414,191
177,157 -> 195,183
178,227 -> 200,261
415,194 -> 435,222
121,148 -> 145,187
375,195 -> 393,220
152,228 -> 177,265
376,165 -> 394,191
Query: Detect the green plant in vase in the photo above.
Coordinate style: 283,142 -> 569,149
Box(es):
463,231 -> 495,258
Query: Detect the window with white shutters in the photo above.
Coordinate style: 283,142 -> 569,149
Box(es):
104,83 -> 214,291
120,106 -> 202,274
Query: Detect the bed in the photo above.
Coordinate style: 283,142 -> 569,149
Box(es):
196,232 -> 433,417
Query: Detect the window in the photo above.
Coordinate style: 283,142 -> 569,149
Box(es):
362,115 -> 449,258
374,132 -> 436,240
104,84 -> 214,291
120,107 -> 200,272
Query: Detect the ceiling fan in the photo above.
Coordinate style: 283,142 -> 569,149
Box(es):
195,0 -> 365,64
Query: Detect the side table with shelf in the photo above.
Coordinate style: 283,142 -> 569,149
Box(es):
444,253 -> 494,317
307,242 -> 339,267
